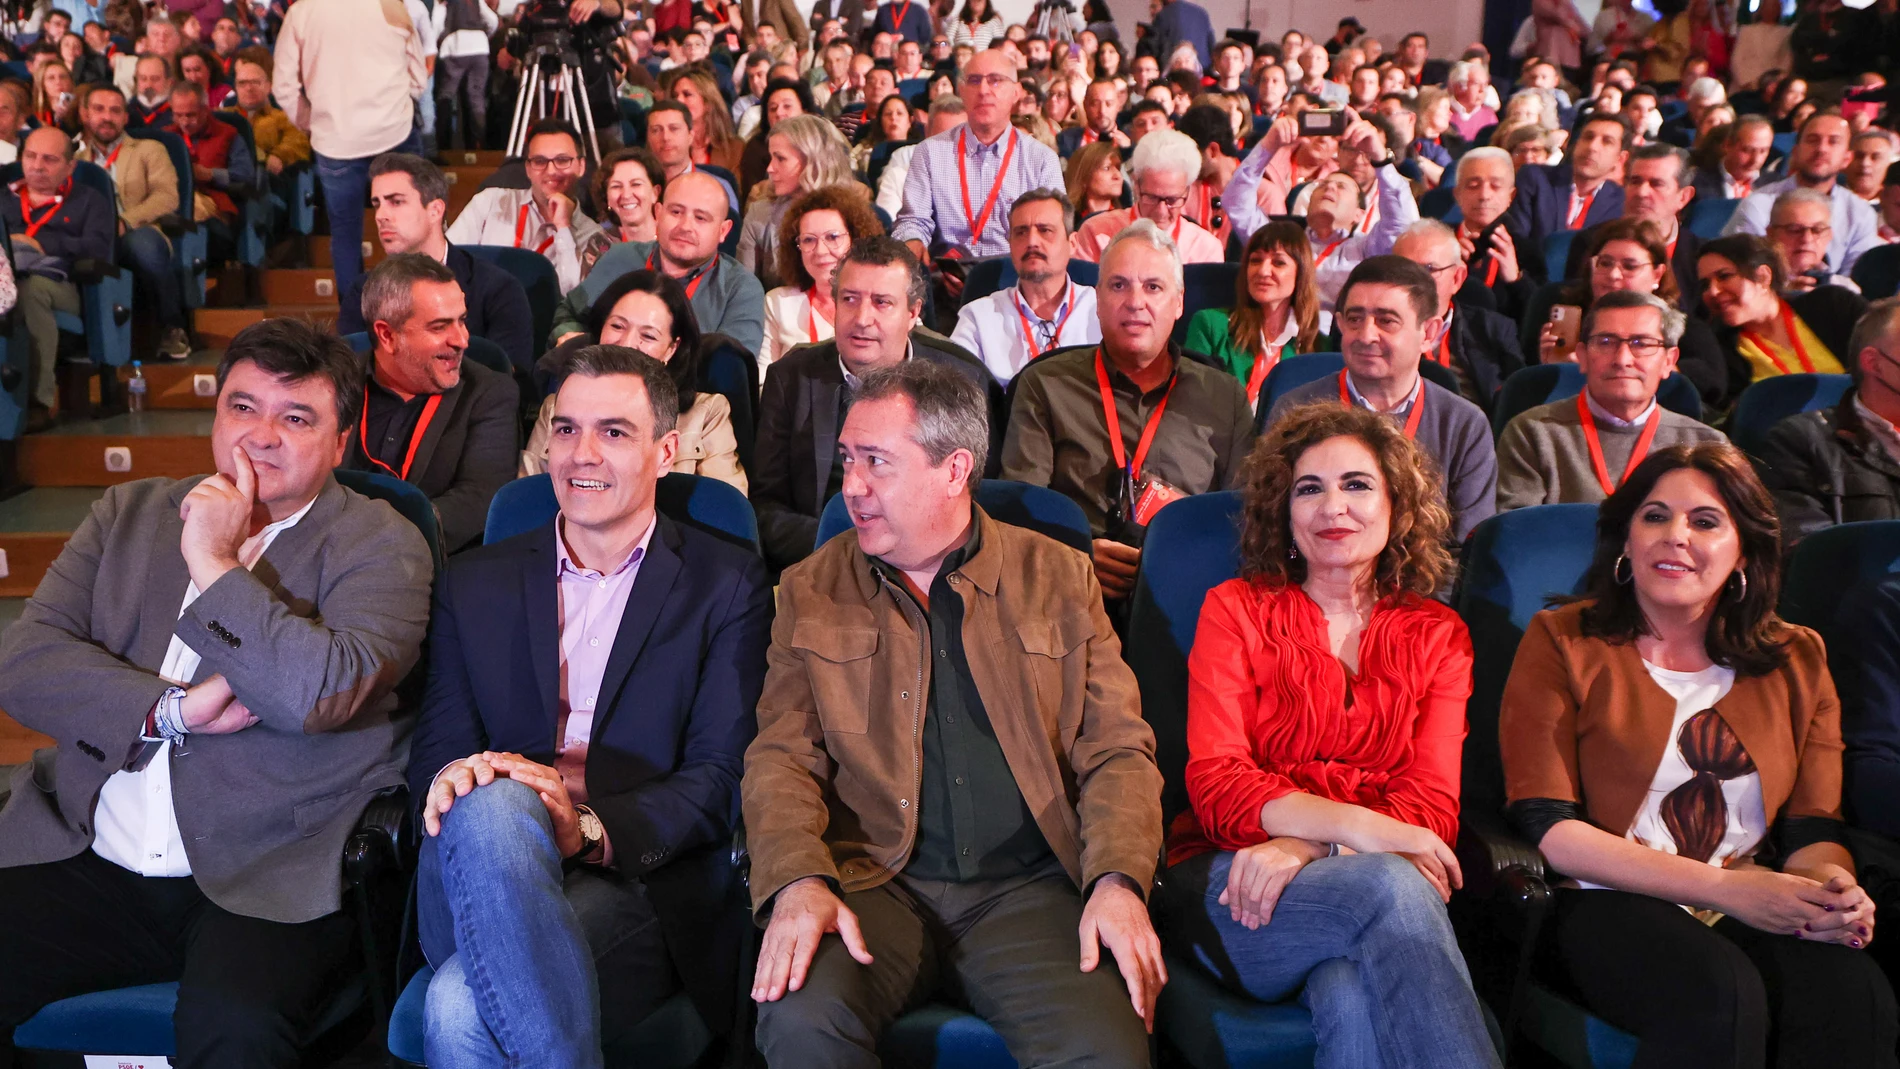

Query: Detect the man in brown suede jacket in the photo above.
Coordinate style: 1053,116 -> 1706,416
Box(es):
741,359 -> 1167,1069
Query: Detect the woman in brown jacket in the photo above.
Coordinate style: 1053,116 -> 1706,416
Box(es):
1500,442 -> 1897,1069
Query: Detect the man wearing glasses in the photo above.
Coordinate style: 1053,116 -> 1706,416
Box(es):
1768,188 -> 1861,294
448,118 -> 604,293
1496,289 -> 1724,511
890,50 -> 1063,295
1724,112 -> 1883,277
1069,128 -> 1225,264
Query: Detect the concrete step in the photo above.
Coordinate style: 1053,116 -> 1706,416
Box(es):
437,149 -> 509,167
17,411 -> 216,487
262,268 -> 339,306
193,304 -> 336,349
309,237 -> 385,271
0,487 -> 104,596
117,351 -> 223,411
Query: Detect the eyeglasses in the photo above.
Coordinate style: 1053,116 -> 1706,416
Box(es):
961,73 -> 1015,89
1771,222 -> 1832,240
1582,333 -> 1669,357
796,230 -> 851,251
1592,255 -> 1658,274
525,154 -> 580,170
1419,262 -> 1461,275
1137,191 -> 1187,209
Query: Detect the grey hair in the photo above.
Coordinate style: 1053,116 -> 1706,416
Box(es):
559,344 -> 681,434
361,252 -> 458,333
1770,185 -> 1833,224
1507,88 -> 1558,129
1629,141 -> 1691,184
1128,128 -> 1201,190
1446,59 -> 1482,91
851,359 -> 990,488
1685,76 -> 1726,106
1007,186 -> 1074,234
834,234 -> 927,309
1855,127 -> 1900,153
1101,217 -> 1184,289
929,94 -> 968,118
1397,218 -> 1460,256
1583,288 -> 1686,347
1847,297 -> 1900,389
1454,146 -> 1515,186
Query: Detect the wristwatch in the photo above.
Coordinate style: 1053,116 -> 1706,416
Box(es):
1371,154 -> 1398,169
568,805 -> 605,865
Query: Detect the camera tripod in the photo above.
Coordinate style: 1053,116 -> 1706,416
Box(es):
1031,0 -> 1078,46
504,32 -> 604,163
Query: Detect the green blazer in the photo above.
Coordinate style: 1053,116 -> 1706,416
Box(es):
1183,307 -> 1302,393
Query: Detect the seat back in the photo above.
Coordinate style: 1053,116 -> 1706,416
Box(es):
1122,490 -> 1245,822
1543,229 -> 1578,283
1175,262 -> 1241,347
335,469 -> 445,576
1686,196 -> 1738,240
465,336 -> 512,376
1454,503 -> 1599,813
1260,352 -> 1343,416
1780,520 -> 1900,656
1852,243 -> 1900,301
699,334 -> 759,472
815,479 -> 1095,554
461,245 -> 562,360
1727,372 -> 1852,459
485,471 -> 761,552
1418,183 -> 1457,220
956,258 -> 1100,305
1490,363 -> 1702,436
128,126 -> 194,206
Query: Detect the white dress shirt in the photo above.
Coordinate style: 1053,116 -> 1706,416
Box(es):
447,186 -> 603,294
91,496 -> 317,878
876,142 -> 918,220
950,280 -> 1100,384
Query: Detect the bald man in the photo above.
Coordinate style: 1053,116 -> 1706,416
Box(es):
1390,220 -> 1524,417
4,126 -> 117,429
549,170 -> 765,353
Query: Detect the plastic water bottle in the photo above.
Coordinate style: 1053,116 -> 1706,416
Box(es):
128,361 -> 147,414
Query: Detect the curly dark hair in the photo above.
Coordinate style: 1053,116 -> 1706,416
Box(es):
1237,402 -> 1455,597
775,184 -> 885,291
1573,442 -> 1790,675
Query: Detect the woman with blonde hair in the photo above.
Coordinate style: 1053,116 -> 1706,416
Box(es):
667,67 -> 744,173
32,61 -> 77,133
737,114 -> 857,289
758,185 -> 885,375
1012,111 -> 1059,152
1065,140 -> 1124,223
1183,221 -> 1322,413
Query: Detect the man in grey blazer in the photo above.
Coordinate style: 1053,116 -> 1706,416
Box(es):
0,318 -> 434,1068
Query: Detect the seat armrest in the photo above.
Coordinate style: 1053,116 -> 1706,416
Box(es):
154,214 -> 199,238
1457,809 -> 1549,901
69,259 -> 123,285
344,786 -> 411,886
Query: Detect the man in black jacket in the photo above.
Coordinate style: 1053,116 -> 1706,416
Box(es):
1757,297 -> 1900,546
343,254 -> 520,552
751,236 -> 1000,572
337,153 -> 537,378
1394,220 -> 1523,418
4,127 -> 116,429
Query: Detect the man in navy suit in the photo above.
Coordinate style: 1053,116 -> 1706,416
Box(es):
406,344 -> 773,1068
1503,111 -> 1630,249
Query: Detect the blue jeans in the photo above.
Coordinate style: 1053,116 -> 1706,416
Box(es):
118,226 -> 183,330
417,777 -> 676,1069
1156,851 -> 1499,1069
315,128 -> 421,304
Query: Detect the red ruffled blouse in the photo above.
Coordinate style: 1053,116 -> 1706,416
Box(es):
1166,579 -> 1473,866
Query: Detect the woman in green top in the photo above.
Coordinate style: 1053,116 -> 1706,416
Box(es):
1183,221 -> 1322,415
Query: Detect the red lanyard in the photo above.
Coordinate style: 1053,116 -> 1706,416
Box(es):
1741,301 -> 1818,375
1665,234 -> 1678,262
1013,282 -> 1075,360
1195,183 -> 1213,230
96,140 -> 122,170
1338,371 -> 1425,438
1577,392 -> 1662,496
805,288 -> 829,342
514,203 -> 555,254
16,180 -> 67,238
1081,127 -> 1098,146
1243,333 -> 1292,406
956,127 -> 1017,248
1358,195 -> 1378,235
646,251 -> 709,299
1095,348 -> 1175,478
360,388 -> 443,481
889,0 -> 912,31
173,124 -> 192,155
1314,236 -> 1348,265
1433,328 -> 1453,367
1567,185 -> 1597,228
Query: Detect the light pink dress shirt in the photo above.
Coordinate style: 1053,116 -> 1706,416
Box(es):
553,513 -> 657,807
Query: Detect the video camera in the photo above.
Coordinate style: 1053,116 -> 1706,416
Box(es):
505,0 -> 619,72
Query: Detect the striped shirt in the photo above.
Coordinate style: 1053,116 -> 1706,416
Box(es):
892,124 -> 1065,259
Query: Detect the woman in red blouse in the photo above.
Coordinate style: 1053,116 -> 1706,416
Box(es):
1154,402 -> 1499,1069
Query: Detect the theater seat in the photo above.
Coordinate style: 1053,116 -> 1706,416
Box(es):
1779,520 -> 1900,654
1176,262 -> 1241,348
1686,197 -> 1738,241
1155,955 -> 1319,1069
485,471 -> 761,553
959,258 -> 1099,304
816,479 -> 1093,553
880,1004 -> 1018,1069
462,245 -> 563,362
1260,353 -> 1344,416
1726,372 -> 1851,459
1543,230 -> 1578,284
387,966 -> 712,1068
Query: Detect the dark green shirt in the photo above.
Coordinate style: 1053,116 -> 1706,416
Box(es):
874,515 -> 1054,882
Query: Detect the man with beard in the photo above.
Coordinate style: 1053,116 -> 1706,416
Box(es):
952,189 -> 1101,384
1725,112 -> 1883,276
447,119 -> 604,293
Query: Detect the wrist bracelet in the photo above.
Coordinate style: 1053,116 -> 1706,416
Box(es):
1328,842 -> 1341,858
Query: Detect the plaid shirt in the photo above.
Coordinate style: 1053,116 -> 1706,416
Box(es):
891,125 -> 1065,258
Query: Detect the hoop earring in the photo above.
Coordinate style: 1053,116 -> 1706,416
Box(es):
1613,554 -> 1633,585
1729,568 -> 1748,601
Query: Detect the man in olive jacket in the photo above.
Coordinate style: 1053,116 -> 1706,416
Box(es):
742,360 -> 1167,1069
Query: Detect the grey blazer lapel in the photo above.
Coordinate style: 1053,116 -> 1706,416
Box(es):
139,481 -> 198,677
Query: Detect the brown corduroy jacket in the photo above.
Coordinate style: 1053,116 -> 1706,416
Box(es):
1501,600 -> 1844,841
741,506 -> 1164,919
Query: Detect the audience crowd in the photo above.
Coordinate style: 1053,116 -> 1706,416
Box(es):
8,0 -> 1900,1065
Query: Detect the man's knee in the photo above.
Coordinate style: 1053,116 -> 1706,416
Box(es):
753,983 -> 882,1062
119,227 -> 170,270
173,984 -> 301,1068
421,954 -> 494,1064
437,776 -> 554,854
18,276 -> 58,311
